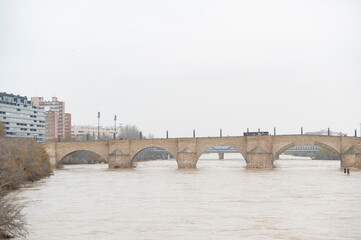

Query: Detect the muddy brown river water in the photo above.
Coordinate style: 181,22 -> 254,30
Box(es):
14,155 -> 361,239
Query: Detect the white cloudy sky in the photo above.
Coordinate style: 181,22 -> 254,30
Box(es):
1,0 -> 360,137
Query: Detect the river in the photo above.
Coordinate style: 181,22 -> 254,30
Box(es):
14,154 -> 361,240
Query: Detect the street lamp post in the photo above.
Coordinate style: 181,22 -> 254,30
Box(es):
114,115 -> 117,140
97,112 -> 100,141
119,123 -> 122,139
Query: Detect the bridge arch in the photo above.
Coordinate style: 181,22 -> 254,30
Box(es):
196,143 -> 246,166
130,145 -> 178,165
197,141 -> 246,160
54,141 -> 109,167
57,150 -> 107,167
274,141 -> 340,160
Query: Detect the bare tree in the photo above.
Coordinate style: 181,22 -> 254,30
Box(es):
0,191 -> 28,239
147,133 -> 155,139
0,136 -> 54,239
120,125 -> 141,140
0,137 -> 53,238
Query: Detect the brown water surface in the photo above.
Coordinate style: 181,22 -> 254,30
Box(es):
15,156 -> 361,240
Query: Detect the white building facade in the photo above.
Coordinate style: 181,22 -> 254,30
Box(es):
0,92 -> 46,142
72,125 -> 122,141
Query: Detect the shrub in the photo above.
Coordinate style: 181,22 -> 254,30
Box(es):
0,137 -> 52,238
0,191 -> 28,239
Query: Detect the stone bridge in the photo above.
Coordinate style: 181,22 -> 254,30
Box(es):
43,135 -> 361,169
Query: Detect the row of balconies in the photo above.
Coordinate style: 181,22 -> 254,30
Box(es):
0,111 -> 45,122
0,104 -> 45,115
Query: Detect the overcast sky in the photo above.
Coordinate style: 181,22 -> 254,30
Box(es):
1,0 -> 360,137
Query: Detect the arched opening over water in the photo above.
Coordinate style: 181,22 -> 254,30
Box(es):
274,143 -> 340,168
131,147 -> 177,168
57,150 -> 107,168
197,145 -> 246,168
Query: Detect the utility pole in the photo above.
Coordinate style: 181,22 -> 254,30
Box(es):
114,115 -> 117,140
97,112 -> 100,141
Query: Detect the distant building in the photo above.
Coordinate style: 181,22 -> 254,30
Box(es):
64,113 -> 72,140
45,111 -> 58,141
72,125 -> 121,141
31,96 -> 71,141
0,92 -> 46,142
305,129 -> 347,137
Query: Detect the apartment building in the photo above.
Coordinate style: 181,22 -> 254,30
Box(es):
45,111 -> 58,141
0,92 -> 46,142
64,113 -> 72,140
31,96 -> 72,141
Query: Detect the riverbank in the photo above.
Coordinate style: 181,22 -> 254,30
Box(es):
0,137 -> 52,239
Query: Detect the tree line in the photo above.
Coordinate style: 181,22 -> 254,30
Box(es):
0,121 -> 52,238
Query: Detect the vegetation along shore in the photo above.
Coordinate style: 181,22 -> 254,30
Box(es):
0,122 -> 52,239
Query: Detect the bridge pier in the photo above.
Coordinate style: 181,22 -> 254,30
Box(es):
341,153 -> 361,169
246,153 -> 273,168
177,152 -> 197,168
340,146 -> 361,169
246,146 -> 273,168
108,152 -> 132,168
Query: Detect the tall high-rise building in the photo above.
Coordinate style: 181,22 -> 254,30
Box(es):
31,96 -> 71,141
64,113 -> 72,140
45,111 -> 58,141
0,92 -> 46,142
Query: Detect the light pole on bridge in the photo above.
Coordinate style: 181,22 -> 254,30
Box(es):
97,112 -> 100,141
114,115 -> 117,140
